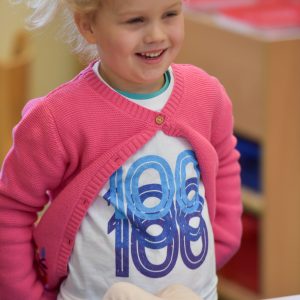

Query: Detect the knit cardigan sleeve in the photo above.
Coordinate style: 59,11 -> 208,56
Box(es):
0,100 -> 67,300
210,79 -> 243,269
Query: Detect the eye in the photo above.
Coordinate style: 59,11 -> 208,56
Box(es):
126,17 -> 144,24
163,10 -> 179,18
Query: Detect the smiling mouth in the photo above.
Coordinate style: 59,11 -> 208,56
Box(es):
136,49 -> 166,59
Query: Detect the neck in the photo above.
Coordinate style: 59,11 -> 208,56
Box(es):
98,64 -> 165,94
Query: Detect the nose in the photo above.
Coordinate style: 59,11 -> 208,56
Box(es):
144,21 -> 166,44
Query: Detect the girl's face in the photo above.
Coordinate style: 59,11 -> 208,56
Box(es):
76,0 -> 184,93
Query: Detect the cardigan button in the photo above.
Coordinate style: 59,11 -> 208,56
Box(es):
155,114 -> 165,125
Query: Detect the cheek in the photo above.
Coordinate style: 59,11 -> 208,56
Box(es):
171,28 -> 185,49
170,19 -> 185,47
110,34 -> 138,54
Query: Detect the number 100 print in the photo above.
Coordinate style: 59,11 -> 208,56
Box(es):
103,150 -> 209,278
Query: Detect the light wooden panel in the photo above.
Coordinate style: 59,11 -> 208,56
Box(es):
0,31 -> 31,162
262,39 -> 300,297
176,10 -> 300,299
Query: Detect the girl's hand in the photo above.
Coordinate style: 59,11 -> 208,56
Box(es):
103,282 -> 203,300
156,284 -> 203,300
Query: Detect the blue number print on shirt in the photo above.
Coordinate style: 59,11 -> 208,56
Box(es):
125,156 -> 175,220
107,168 -> 129,277
104,150 -> 208,278
175,151 -> 209,269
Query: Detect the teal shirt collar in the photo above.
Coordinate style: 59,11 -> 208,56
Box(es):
116,70 -> 171,100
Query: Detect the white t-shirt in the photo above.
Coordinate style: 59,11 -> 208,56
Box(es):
58,63 -> 217,300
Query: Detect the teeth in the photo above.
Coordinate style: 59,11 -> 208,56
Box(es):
140,50 -> 163,58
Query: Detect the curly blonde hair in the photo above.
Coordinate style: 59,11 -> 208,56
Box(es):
11,0 -> 102,61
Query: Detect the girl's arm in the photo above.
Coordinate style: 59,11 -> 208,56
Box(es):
211,80 -> 243,269
0,100 -> 68,300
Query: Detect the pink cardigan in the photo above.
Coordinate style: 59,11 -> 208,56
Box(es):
0,63 -> 242,300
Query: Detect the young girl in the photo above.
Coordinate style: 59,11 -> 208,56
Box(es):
0,0 -> 242,299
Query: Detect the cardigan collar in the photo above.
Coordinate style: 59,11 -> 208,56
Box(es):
81,62 -> 185,128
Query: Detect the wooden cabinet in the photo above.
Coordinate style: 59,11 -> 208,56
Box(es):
176,10 -> 300,299
0,31 -> 31,163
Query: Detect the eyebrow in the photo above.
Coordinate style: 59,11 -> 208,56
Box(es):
116,0 -> 182,17
165,0 -> 182,8
168,0 -> 182,8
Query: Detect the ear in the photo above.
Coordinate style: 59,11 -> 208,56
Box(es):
74,12 -> 97,44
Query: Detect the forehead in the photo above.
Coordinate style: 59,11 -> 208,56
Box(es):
103,0 -> 182,13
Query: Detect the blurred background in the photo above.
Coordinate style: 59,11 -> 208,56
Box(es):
0,1 -> 300,299
0,1 -> 81,160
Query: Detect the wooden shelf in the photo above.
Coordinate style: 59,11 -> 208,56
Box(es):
177,10 -> 300,299
218,276 -> 260,300
0,31 -> 31,163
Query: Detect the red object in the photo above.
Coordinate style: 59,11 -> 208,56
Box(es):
220,0 -> 300,28
218,213 -> 260,293
184,0 -> 256,11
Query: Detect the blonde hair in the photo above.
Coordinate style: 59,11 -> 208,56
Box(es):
11,0 -> 102,61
